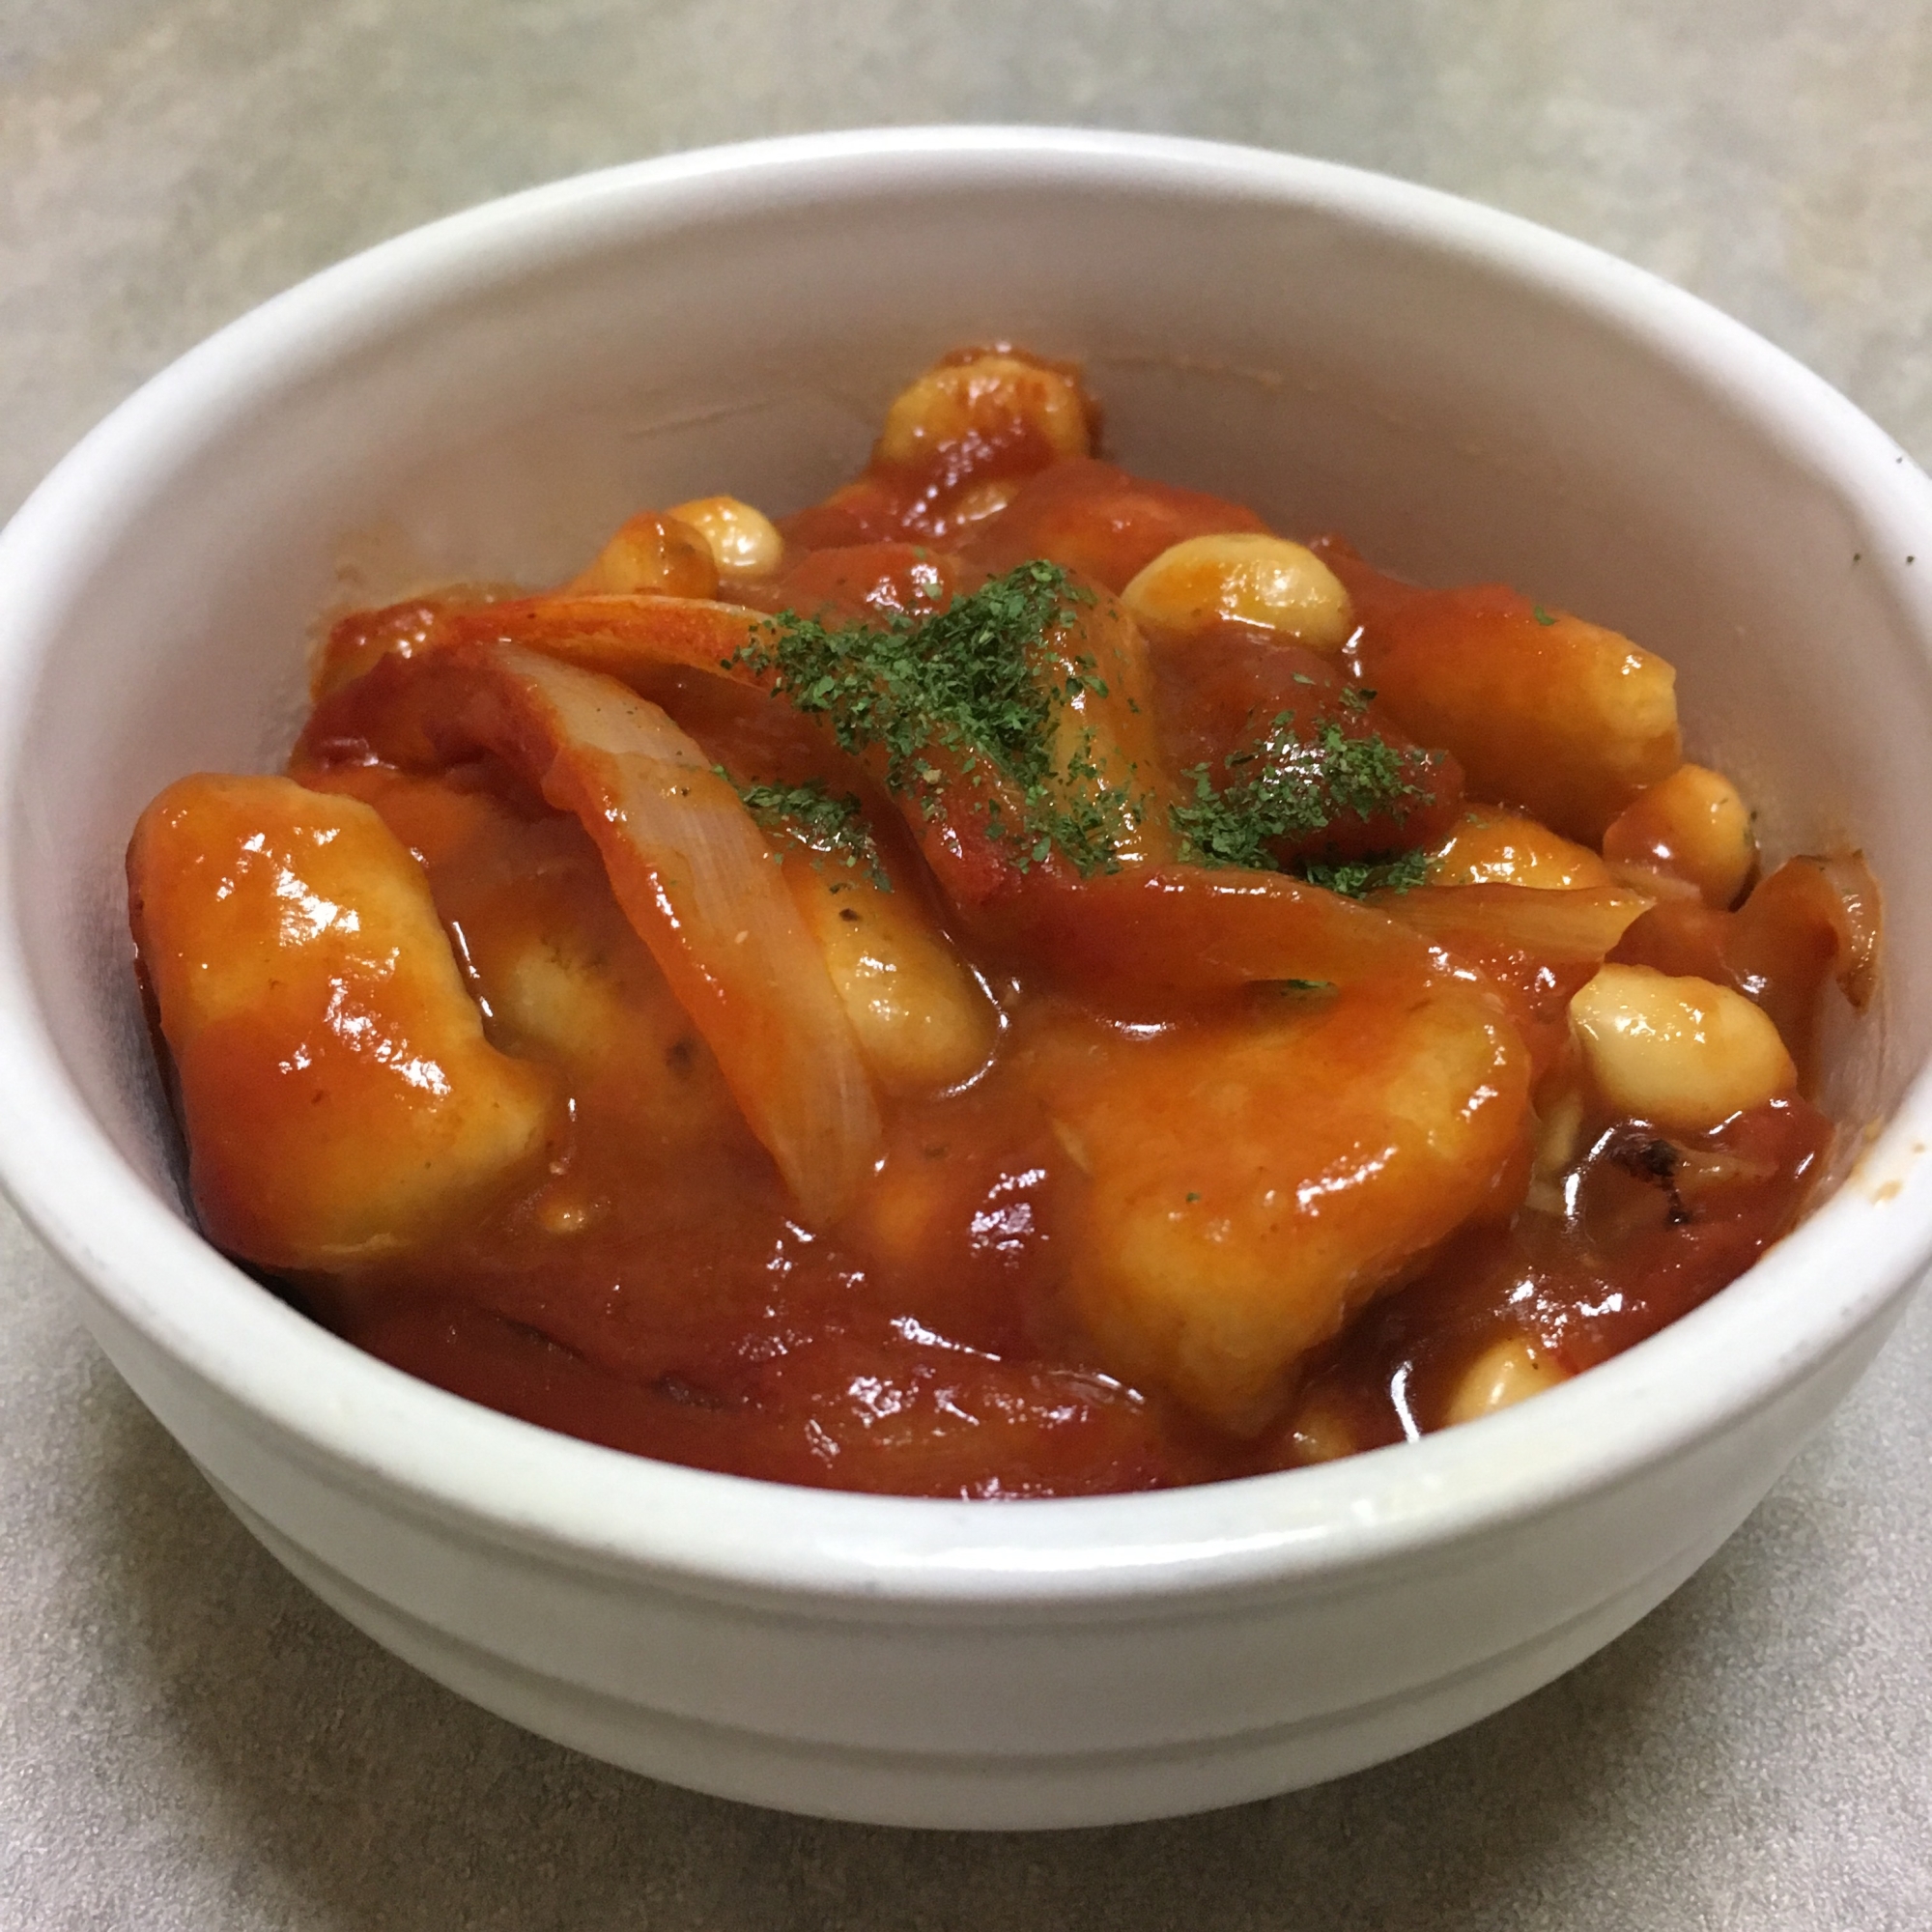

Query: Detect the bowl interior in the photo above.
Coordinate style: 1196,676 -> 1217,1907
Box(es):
8,132 -> 1932,1558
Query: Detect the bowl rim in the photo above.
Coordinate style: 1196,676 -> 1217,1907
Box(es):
2,123 -> 1930,1611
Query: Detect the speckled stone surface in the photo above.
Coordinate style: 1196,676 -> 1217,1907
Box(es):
3,5 -> 1930,1926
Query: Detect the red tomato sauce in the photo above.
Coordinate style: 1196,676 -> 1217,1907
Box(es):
129,348 -> 1872,1498
291,772 -> 1831,1493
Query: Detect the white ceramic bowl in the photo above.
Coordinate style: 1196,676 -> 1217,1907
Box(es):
3,128 -> 1930,1832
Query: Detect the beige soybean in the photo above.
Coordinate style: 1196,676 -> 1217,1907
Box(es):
1427,804 -> 1611,891
1122,532 -> 1355,650
1570,964 -> 1796,1131
1602,762 -> 1757,909
1443,1334 -> 1569,1426
668,495 -> 785,581
877,352 -> 1092,468
563,509 -> 719,598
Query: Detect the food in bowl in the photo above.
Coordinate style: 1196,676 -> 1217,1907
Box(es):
125,345 -> 1879,1497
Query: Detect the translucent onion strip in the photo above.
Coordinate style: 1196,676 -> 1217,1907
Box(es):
1797,852 -> 1882,1009
437,593 -> 1160,914
444,593 -> 762,682
311,639 -> 882,1224
1373,883 -> 1656,962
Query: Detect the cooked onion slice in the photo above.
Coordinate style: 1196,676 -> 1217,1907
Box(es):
444,591 -> 762,682
309,639 -> 882,1223
1774,851 -> 1882,1009
1373,883 -> 1656,961
475,643 -> 884,1221
431,590 -> 1173,914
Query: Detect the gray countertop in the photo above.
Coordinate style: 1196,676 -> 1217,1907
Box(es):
3,4 -> 1930,1926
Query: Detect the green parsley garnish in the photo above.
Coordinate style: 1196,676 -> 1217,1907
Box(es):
724,774 -> 890,891
730,561 -> 1135,875
1168,702 -> 1435,895
1170,712 -> 1423,873
1297,848 -> 1432,897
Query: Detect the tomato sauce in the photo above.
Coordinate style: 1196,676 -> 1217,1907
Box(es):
285,779 -> 1831,1492
128,347 -> 1875,1498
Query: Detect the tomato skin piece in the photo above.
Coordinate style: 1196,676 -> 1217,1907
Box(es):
964,458 -> 1268,591
1151,626 -> 1466,865
352,1300 -> 1213,1497
743,541 -> 982,622
1610,853 -> 1880,1089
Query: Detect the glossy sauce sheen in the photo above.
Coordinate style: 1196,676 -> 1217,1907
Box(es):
128,349 -> 1865,1497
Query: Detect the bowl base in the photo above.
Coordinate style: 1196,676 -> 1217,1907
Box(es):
212,1473 -> 1728,1831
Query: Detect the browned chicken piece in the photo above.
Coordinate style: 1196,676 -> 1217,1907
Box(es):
1021,972 -> 1531,1432
128,774 -> 559,1269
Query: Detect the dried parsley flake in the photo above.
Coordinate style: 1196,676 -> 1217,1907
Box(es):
731,560 -> 1138,875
